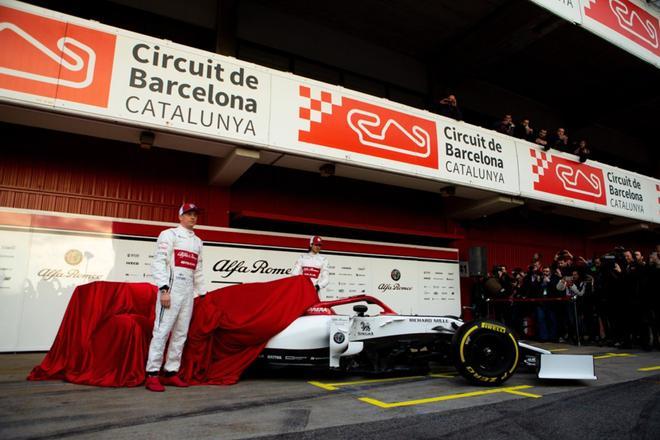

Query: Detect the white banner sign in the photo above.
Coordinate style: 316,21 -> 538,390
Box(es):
436,119 -> 520,194
0,210 -> 460,351
530,0 -> 583,23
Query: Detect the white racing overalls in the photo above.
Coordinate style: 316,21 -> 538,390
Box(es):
292,252 -> 329,290
146,225 -> 204,373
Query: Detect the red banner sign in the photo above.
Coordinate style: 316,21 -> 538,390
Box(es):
530,149 -> 607,205
0,5 -> 116,107
298,85 -> 439,169
584,0 -> 660,56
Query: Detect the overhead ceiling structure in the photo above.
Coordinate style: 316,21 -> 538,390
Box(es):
239,0 -> 659,176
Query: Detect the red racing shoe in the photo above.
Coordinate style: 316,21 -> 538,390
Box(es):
160,375 -> 189,387
145,376 -> 165,392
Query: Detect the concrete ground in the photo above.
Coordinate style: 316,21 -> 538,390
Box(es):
1,343 -> 660,439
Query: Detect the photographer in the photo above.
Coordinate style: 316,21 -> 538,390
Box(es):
483,265 -> 513,324
648,252 -> 660,350
493,114 -> 515,136
556,269 -> 590,344
514,118 -> 534,141
509,267 -> 528,336
587,257 -> 609,345
525,265 -> 559,342
598,248 -> 626,346
552,249 -> 574,278
548,127 -> 569,152
436,94 -> 463,121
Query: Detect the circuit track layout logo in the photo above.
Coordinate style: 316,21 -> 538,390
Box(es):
529,149 -> 607,205
0,5 -> 116,107
297,85 -> 439,169
584,0 -> 660,55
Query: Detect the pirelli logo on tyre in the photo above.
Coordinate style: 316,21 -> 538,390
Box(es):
0,5 -> 116,107
480,322 -> 506,333
297,85 -> 439,169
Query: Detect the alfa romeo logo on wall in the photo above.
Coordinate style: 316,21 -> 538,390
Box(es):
64,249 -> 83,266
390,269 -> 401,281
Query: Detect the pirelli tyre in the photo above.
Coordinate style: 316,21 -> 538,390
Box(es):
452,320 -> 519,386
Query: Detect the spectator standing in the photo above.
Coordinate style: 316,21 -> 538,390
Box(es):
514,118 -> 534,141
548,127 -> 569,152
535,128 -> 550,150
493,114 -> 515,136
436,94 -> 463,121
573,139 -> 591,163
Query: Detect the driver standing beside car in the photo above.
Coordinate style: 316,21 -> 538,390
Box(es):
145,203 -> 206,392
292,236 -> 329,293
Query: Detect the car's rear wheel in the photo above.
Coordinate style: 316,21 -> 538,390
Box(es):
452,320 -> 518,386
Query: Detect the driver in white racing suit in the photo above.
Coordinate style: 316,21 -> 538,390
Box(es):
145,203 -> 206,392
292,236 -> 329,292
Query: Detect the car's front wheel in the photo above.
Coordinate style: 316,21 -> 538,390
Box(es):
452,320 -> 518,386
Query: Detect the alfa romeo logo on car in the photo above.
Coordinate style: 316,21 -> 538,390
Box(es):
64,249 -> 83,266
391,269 -> 401,281
333,332 -> 345,344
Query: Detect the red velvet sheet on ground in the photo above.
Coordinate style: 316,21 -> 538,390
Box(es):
27,276 -> 318,387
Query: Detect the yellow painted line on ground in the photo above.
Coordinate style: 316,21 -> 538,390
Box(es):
638,366 -> 660,372
308,372 -> 457,391
308,375 -> 426,391
549,348 -> 569,352
503,388 -> 543,398
358,385 -> 538,408
594,353 -> 636,360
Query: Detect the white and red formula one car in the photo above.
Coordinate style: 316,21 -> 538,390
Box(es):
258,295 -> 596,385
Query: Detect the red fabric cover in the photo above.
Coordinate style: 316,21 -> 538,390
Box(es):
27,281 -> 156,387
27,276 -> 318,387
180,275 -> 319,385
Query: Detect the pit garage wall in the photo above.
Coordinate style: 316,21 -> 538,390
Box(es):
0,206 -> 460,351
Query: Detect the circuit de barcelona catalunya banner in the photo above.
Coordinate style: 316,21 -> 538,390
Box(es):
517,143 -> 657,221
0,1 -> 658,225
269,77 -> 521,194
0,1 -> 271,144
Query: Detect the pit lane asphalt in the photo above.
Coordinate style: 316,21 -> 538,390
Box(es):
1,343 -> 659,440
